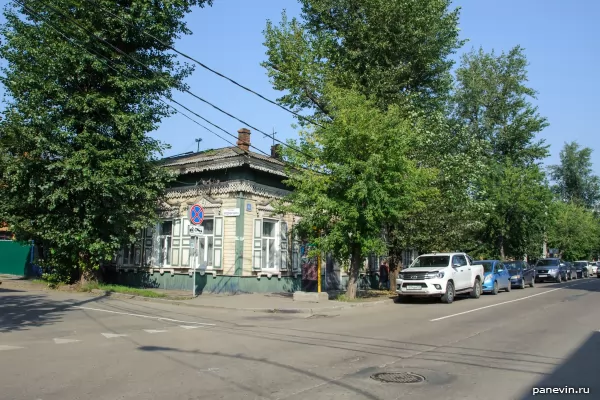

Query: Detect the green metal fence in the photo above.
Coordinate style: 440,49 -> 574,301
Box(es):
0,241 -> 32,276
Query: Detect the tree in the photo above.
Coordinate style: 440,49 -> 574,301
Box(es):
278,86 -> 433,298
263,0 -> 465,117
549,141 -> 600,208
263,0 -> 476,291
454,46 -> 550,259
0,0 -> 211,282
547,201 -> 599,261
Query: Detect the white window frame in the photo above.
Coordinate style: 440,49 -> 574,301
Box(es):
253,218 -> 289,272
148,216 -> 223,270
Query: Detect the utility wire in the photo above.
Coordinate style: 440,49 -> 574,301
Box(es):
12,0 -> 323,175
24,0 -> 325,174
43,0 -> 317,163
85,0 -> 325,129
13,0 -> 250,156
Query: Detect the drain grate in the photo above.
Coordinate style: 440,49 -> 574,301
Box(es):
370,372 -> 425,384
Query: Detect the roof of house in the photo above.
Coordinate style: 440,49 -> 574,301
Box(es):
161,146 -> 286,177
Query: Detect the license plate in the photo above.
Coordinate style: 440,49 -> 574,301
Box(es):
537,274 -> 547,277
406,285 -> 422,290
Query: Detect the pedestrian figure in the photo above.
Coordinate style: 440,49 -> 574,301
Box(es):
379,259 -> 390,290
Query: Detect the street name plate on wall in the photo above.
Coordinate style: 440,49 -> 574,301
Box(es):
189,225 -> 204,236
223,208 -> 241,217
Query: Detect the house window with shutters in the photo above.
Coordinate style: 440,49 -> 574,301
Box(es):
253,218 -> 289,271
149,217 -> 223,270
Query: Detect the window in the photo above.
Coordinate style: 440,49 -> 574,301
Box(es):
253,218 -> 288,271
452,255 -> 467,267
187,217 -> 223,270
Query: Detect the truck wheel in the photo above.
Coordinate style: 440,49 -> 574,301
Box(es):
492,281 -> 499,295
470,279 -> 481,299
441,281 -> 454,304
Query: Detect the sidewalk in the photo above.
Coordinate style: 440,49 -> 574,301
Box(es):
145,292 -> 393,314
0,275 -> 394,314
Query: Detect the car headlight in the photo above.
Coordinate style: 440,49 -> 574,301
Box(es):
511,275 -> 520,279
484,275 -> 492,283
425,271 -> 444,279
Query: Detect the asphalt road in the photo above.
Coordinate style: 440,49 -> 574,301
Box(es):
1,277 -> 600,400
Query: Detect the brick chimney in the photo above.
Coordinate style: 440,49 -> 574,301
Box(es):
270,144 -> 282,160
237,128 -> 251,152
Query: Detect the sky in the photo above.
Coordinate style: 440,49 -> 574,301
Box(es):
1,0 -> 598,174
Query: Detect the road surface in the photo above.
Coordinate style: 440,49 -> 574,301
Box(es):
1,278 -> 599,399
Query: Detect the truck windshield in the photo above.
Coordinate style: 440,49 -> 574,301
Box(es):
411,256 -> 449,268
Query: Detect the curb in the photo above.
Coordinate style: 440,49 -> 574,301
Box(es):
86,290 -> 392,314
1,281 -> 393,314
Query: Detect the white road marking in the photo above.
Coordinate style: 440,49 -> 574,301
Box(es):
180,325 -> 205,329
0,345 -> 23,351
72,306 -> 215,326
101,333 -> 128,339
430,281 -> 595,322
144,329 -> 168,334
53,338 -> 81,344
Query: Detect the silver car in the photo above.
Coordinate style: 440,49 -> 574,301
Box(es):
534,258 -> 565,283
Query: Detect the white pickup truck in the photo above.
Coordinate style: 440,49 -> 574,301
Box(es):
396,252 -> 484,304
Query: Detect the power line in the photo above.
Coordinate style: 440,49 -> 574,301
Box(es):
27,0 -> 325,173
12,0 -> 249,155
46,0 -> 318,163
11,0 -> 324,175
86,0 -> 325,129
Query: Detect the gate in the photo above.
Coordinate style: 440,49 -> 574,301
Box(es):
0,241 -> 33,276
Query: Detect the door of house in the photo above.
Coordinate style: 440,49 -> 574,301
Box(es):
158,221 -> 173,268
190,235 -> 212,270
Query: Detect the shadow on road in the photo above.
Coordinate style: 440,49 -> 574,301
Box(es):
137,345 -> 381,400
0,288 -> 104,333
519,330 -> 600,399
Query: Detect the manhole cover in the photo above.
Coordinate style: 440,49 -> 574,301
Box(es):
370,372 -> 425,383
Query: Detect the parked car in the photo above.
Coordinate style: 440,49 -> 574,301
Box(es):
573,261 -> 592,278
596,265 -> 600,278
535,258 -> 565,283
504,260 -> 535,288
591,262 -> 598,275
564,261 -> 578,280
473,260 -> 511,294
396,252 -> 485,304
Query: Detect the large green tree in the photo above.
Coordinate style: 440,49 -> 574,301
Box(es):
549,141 -> 600,209
279,86 -> 433,298
454,46 -> 551,259
0,0 -> 211,281
263,0 -> 479,292
547,201 -> 599,261
263,0 -> 464,117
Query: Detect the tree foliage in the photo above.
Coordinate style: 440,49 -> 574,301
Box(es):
454,46 -> 551,259
263,0 -> 464,117
0,0 -> 211,279
549,141 -> 600,209
278,86 -> 433,298
547,201 -> 599,260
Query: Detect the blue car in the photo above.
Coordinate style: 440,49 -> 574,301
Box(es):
473,260 -> 512,295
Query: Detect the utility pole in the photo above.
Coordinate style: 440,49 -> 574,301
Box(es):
272,128 -> 276,147
195,138 -> 202,152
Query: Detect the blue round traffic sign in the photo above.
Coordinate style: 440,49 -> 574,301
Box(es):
189,204 -> 205,225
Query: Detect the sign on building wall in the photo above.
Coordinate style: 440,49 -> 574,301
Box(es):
223,208 -> 241,217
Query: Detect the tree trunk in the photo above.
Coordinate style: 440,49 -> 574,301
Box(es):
78,252 -> 100,285
388,253 -> 401,293
346,244 -> 361,299
498,235 -> 505,261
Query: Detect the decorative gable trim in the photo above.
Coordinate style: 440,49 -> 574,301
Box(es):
165,180 -> 291,200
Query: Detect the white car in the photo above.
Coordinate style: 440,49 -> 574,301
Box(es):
592,262 -> 599,275
396,252 -> 485,304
